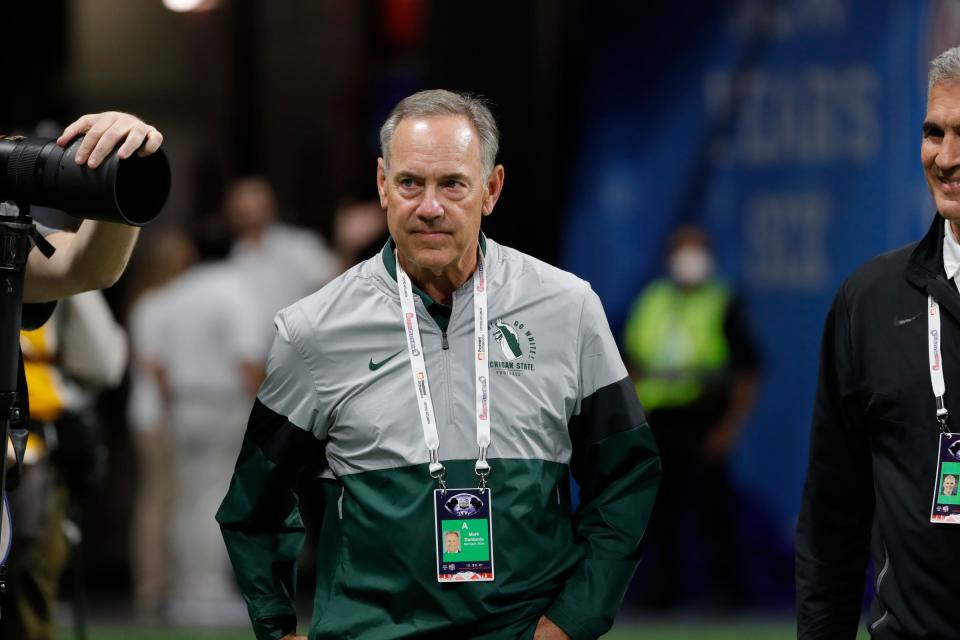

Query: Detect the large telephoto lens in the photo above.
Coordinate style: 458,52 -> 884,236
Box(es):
0,134 -> 170,226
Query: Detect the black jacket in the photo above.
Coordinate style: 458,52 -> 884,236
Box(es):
796,214 -> 960,638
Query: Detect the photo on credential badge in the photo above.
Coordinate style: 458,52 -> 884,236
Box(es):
434,489 -> 495,582
941,473 -> 958,497
938,467 -> 960,502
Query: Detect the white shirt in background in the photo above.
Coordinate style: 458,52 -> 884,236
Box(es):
135,262 -> 262,401
229,223 -> 339,356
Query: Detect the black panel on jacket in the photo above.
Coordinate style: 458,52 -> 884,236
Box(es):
569,376 -> 646,451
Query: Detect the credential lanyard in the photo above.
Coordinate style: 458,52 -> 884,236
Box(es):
396,250 -> 491,490
929,295 -> 952,435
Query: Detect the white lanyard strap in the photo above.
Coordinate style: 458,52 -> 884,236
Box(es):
929,295 -> 951,433
396,263 -> 442,474
474,255 -> 491,479
396,249 -> 492,488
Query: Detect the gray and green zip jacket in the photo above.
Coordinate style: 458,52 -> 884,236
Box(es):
217,237 -> 661,640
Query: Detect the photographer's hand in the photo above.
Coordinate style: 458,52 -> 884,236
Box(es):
57,111 -> 163,169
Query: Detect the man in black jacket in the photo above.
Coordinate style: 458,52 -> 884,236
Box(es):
796,46 -> 960,638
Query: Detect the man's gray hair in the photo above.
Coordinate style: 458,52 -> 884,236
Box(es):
379,89 -> 500,176
929,46 -> 960,97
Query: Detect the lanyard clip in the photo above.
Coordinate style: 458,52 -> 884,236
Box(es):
475,447 -> 491,489
937,397 -> 952,436
429,449 -> 447,492
939,411 -> 952,437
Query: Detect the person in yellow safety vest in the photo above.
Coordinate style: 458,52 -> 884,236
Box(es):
623,225 -> 761,612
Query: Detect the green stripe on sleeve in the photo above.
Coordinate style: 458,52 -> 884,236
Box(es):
217,400 -> 324,640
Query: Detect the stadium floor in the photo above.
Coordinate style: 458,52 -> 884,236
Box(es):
84,619 -> 870,639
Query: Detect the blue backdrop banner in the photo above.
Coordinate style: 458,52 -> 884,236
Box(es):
563,0 -> 951,568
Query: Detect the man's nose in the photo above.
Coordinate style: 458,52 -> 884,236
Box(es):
416,184 -> 444,219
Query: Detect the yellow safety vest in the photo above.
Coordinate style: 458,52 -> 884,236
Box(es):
21,325 -> 64,423
624,279 -> 731,411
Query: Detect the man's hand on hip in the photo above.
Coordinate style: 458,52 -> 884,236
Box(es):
534,616 -> 572,640
280,634 -> 306,640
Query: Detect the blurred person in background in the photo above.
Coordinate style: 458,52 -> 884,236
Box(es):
796,45 -> 960,639
131,231 -> 261,627
330,196 -> 390,272
2,288 -> 126,640
624,225 -> 760,611
125,230 -> 197,622
131,186 -> 380,618
224,176 -> 339,357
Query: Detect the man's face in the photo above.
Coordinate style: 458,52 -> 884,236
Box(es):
668,237 -> 713,287
922,82 -> 960,221
944,475 -> 957,495
225,178 -> 277,238
445,532 -> 460,553
377,115 -> 504,276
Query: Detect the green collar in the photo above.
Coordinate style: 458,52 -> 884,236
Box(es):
380,234 -> 487,332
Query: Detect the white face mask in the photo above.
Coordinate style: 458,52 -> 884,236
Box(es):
668,246 -> 713,286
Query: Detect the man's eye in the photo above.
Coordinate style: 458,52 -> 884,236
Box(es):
925,125 -> 944,139
399,178 -> 416,188
444,180 -> 463,189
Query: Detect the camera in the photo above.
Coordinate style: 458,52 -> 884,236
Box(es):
0,134 -> 170,225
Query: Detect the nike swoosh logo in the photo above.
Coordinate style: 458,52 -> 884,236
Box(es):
369,350 -> 403,371
894,312 -> 923,327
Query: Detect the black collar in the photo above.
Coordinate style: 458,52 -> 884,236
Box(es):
907,213 -> 960,322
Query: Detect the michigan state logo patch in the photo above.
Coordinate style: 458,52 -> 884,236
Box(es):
489,319 -> 537,376
493,321 -> 523,360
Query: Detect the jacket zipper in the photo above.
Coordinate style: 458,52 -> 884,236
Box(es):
416,297 -> 454,440
440,295 -> 454,435
870,544 -> 892,632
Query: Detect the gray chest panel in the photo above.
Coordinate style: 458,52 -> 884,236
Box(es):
264,241 -> 623,480
318,274 -> 580,478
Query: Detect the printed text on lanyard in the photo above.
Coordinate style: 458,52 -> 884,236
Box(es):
395,249 -> 491,491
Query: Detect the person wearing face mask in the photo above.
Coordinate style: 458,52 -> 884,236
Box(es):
623,225 -> 761,611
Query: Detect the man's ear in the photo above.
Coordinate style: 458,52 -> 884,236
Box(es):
377,158 -> 388,209
482,165 -> 505,216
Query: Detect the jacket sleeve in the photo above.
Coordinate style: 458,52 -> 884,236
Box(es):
796,285 -> 873,638
546,289 -> 662,640
216,313 -> 326,640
